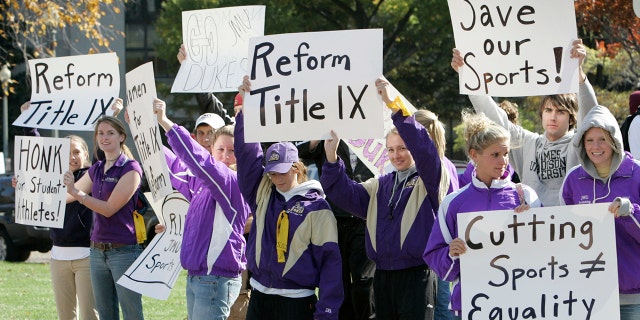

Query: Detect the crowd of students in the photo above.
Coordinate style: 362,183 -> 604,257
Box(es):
13,37 -> 640,320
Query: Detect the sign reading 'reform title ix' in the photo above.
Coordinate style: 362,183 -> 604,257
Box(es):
13,53 -> 120,131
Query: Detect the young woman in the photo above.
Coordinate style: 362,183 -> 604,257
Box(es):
63,114 -> 144,320
320,78 -> 442,320
234,77 -> 343,320
560,106 -> 640,320
151,98 -> 251,320
423,111 -> 541,319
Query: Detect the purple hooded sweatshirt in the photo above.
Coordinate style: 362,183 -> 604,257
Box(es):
560,106 -> 640,305
164,124 -> 250,278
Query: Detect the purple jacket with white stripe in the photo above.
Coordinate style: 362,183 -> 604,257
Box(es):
164,124 -> 250,277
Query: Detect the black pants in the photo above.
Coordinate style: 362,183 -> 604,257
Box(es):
246,290 -> 317,320
337,217 -> 376,320
374,265 -> 437,320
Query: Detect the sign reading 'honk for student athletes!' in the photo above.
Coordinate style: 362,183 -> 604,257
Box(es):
448,0 -> 579,97
458,203 -> 619,320
13,53 -> 120,131
243,29 -> 383,143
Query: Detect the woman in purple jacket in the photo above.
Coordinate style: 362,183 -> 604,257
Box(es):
423,111 -> 541,319
560,106 -> 640,320
321,78 -> 446,320
151,98 -> 251,320
234,78 -> 343,320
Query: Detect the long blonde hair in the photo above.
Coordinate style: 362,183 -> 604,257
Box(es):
413,109 -> 447,159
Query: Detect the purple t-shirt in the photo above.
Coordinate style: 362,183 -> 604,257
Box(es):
88,153 -> 142,244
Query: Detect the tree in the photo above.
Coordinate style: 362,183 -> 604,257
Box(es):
575,0 -> 640,90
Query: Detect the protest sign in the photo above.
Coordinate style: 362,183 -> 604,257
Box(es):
13,136 -> 69,228
447,0 -> 578,97
244,29 -> 383,142
13,53 -> 120,131
346,79 -> 417,176
118,192 -> 188,300
458,203 -> 619,319
126,62 -> 172,202
171,5 -> 266,93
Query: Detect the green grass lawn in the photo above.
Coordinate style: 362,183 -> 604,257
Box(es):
0,260 -> 188,319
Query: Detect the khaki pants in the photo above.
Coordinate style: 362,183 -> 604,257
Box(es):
228,269 -> 250,320
50,257 -> 99,320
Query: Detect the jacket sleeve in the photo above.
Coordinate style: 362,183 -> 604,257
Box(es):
163,145 -> 193,201
319,159 -> 371,219
392,111 -> 441,209
311,209 -> 343,320
468,94 -> 537,176
166,124 -> 239,204
196,92 -> 234,125
233,111 -> 267,209
424,200 -> 460,282
576,78 -> 598,128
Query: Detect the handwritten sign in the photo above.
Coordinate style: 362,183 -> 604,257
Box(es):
125,62 -> 172,202
346,80 -> 417,176
118,192 -> 188,300
13,136 -> 69,228
458,203 -> 619,319
447,0 -> 578,97
13,53 -> 120,130
171,6 -> 266,93
244,29 -> 383,142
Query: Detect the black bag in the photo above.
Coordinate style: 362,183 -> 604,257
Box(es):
620,109 -> 640,152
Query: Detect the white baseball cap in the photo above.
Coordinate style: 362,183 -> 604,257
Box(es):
194,113 -> 225,131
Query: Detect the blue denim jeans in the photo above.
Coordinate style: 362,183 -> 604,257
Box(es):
186,274 -> 242,320
435,277 -> 453,320
620,304 -> 640,320
90,245 -> 143,320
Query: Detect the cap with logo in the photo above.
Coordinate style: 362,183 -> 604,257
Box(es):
264,142 -> 299,174
194,113 -> 225,132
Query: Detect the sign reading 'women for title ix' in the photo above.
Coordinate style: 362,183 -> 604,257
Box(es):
243,29 -> 383,143
13,136 -> 69,228
13,53 -> 120,131
458,203 -> 619,320
448,0 -> 579,97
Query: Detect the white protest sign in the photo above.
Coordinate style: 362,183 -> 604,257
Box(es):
458,203 -> 619,319
346,80 -> 417,176
13,53 -> 120,130
244,29 -> 383,142
13,136 -> 69,228
118,192 -> 188,300
447,0 -> 579,97
126,62 -> 173,202
171,5 -> 266,93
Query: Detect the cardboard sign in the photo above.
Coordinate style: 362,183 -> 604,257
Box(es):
13,53 -> 120,130
458,203 -> 619,319
118,192 -> 188,300
447,0 -> 579,97
244,29 -> 383,142
171,5 -> 266,93
125,62 -> 173,202
13,136 -> 69,228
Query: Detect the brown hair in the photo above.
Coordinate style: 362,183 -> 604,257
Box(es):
93,116 -> 134,160
538,94 -> 578,130
498,100 -> 519,125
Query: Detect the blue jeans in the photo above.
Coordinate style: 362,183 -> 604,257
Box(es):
89,244 -> 144,320
435,278 -> 453,320
90,244 -> 143,320
186,274 -> 242,320
621,304 -> 640,320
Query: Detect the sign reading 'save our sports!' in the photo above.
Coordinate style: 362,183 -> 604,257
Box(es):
458,203 -> 619,320
13,53 -> 120,131
243,29 -> 383,143
448,0 -> 579,97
